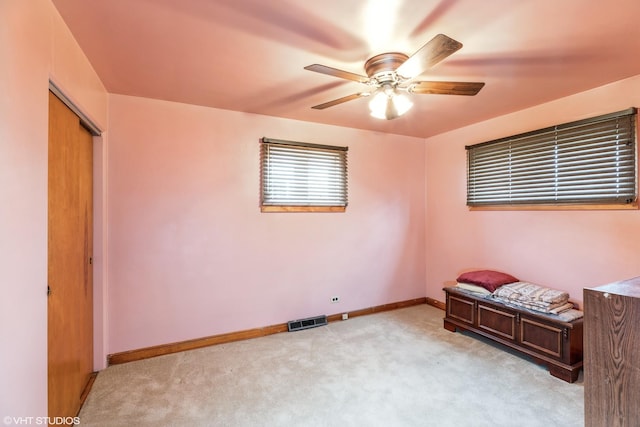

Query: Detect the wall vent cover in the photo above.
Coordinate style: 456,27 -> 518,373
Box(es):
287,315 -> 327,332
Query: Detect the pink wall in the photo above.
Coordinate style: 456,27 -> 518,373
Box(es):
0,0 -> 108,416
4,0 -> 639,416
425,75 -> 640,307
107,94 -> 426,353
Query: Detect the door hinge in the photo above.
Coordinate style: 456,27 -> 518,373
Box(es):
47,285 -> 52,297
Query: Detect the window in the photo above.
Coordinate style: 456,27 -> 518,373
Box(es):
260,137 -> 348,212
466,108 -> 637,209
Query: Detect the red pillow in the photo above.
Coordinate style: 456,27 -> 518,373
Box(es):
456,270 -> 519,292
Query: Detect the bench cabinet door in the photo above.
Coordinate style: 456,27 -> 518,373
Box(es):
446,294 -> 475,326
477,303 -> 517,341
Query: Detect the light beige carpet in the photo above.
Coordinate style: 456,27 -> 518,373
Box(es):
78,304 -> 583,426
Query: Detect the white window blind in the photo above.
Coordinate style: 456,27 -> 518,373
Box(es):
261,137 -> 348,209
466,108 -> 637,207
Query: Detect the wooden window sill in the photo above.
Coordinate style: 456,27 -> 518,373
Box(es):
469,203 -> 639,211
261,206 -> 346,213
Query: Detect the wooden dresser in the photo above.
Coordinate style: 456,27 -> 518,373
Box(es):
584,277 -> 640,427
443,287 -> 583,382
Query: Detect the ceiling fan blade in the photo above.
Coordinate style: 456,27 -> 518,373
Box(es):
396,34 -> 463,79
304,64 -> 370,84
408,81 -> 485,96
311,93 -> 368,109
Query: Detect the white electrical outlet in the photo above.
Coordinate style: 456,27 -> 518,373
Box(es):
342,313 -> 348,320
331,296 -> 339,303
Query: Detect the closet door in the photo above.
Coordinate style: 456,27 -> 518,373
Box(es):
48,91 -> 94,419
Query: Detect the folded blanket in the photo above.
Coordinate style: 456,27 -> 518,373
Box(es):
492,281 -> 569,305
556,309 -> 584,322
492,297 -> 568,313
549,302 -> 574,314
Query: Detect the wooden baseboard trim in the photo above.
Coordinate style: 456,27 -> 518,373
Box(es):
78,372 -> 98,414
327,297 -> 427,322
426,297 -> 446,311
107,297 -> 427,366
108,323 -> 289,365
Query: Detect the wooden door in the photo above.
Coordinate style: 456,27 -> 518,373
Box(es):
48,91 -> 94,419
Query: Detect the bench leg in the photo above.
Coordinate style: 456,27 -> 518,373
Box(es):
443,319 -> 457,332
548,364 -> 581,383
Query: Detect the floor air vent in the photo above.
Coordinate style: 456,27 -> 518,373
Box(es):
287,315 -> 327,332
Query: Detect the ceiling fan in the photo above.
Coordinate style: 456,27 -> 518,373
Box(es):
304,34 -> 484,120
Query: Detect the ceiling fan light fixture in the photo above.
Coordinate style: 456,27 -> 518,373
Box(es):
392,92 -> 413,116
368,90 -> 389,119
369,86 -> 413,120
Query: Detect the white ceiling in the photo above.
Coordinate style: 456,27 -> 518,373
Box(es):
52,0 -> 640,138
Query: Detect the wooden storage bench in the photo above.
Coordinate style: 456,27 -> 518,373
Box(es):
443,286 -> 584,383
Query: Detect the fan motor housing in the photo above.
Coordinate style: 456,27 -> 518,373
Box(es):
364,52 -> 409,78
